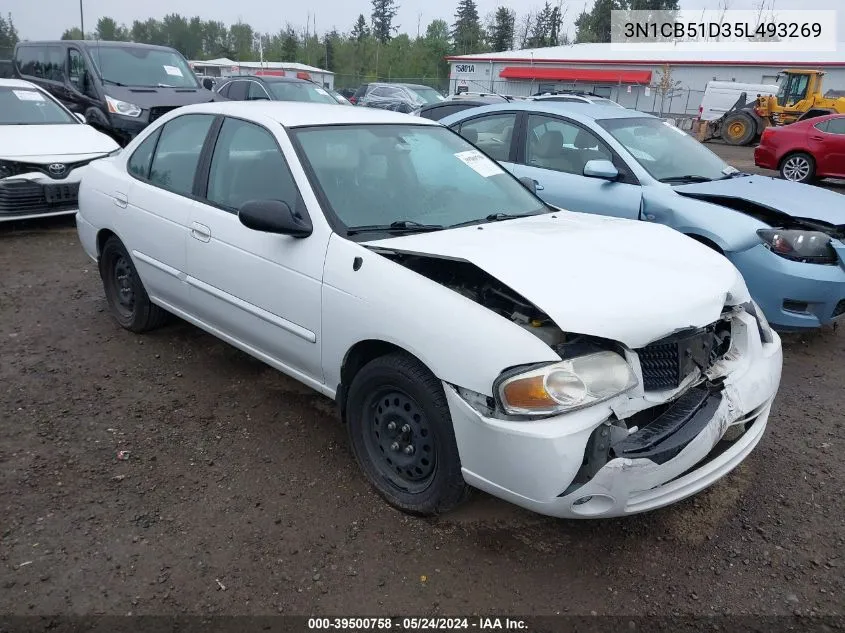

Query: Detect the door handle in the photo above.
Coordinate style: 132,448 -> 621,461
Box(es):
190,222 -> 211,243
533,180 -> 544,191
810,135 -> 825,141
113,192 -> 128,208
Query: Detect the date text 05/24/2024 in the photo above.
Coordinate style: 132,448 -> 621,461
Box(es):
307,617 -> 528,630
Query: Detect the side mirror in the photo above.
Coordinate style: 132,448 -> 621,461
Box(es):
202,77 -> 215,90
518,176 -> 537,194
238,199 -> 312,237
74,112 -> 86,123
583,159 -> 619,181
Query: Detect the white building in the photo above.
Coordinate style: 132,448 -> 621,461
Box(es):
447,44 -> 845,116
189,58 -> 334,89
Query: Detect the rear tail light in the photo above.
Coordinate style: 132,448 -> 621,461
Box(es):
698,106 -> 702,115
760,128 -> 773,143
349,96 -> 357,104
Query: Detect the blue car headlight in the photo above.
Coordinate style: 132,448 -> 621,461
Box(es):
757,228 -> 837,264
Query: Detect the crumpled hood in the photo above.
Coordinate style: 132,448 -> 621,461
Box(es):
674,175 -> 845,227
0,124 -> 118,159
366,212 -> 749,349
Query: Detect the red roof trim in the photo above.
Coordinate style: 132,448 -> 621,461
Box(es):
499,66 -> 652,83
446,56 -> 845,67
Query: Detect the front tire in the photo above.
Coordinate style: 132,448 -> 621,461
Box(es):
780,152 -> 816,183
346,352 -> 469,516
99,236 -> 168,332
721,112 -> 757,145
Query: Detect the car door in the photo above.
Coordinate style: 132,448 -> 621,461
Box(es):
452,112 -> 519,171
511,113 -> 642,219
65,47 -> 100,116
225,80 -> 248,101
808,117 -> 845,178
119,113 -> 216,311
185,115 -> 327,383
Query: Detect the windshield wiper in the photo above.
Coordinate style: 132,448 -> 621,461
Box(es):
101,78 -> 128,87
346,220 -> 444,236
658,175 -> 714,183
449,210 -> 547,229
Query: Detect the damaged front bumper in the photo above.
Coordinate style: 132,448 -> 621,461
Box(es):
444,310 -> 782,519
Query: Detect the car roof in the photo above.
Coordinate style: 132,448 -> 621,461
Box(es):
227,75 -> 310,84
0,78 -> 41,89
20,40 -> 177,52
171,101 -> 441,127
441,101 -> 650,124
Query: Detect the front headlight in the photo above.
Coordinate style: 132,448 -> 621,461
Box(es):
105,95 -> 142,118
757,228 -> 836,264
496,351 -> 638,416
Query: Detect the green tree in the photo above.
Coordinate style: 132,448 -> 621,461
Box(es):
280,26 -> 299,62
351,14 -> 369,42
371,0 -> 399,43
95,17 -> 128,41
425,19 -> 451,81
61,27 -> 84,40
229,21 -> 255,61
202,20 -> 232,58
0,12 -> 19,48
451,0 -> 483,54
488,7 -> 515,52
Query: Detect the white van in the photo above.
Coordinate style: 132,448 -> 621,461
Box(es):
698,81 -> 779,121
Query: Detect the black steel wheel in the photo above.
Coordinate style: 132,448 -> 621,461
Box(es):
99,236 -> 168,332
346,352 -> 469,515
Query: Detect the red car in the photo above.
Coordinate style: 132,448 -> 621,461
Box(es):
754,113 -> 845,183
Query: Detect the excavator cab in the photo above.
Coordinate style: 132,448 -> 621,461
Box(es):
756,70 -> 825,124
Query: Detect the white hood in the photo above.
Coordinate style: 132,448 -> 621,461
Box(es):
0,124 -> 118,160
366,212 -> 749,349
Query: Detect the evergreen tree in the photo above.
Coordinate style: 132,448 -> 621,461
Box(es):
371,0 -> 399,44
451,0 -> 483,55
0,12 -> 19,49
351,14 -> 369,42
488,7 -> 515,52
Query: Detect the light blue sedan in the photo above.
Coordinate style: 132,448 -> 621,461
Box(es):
441,102 -> 845,330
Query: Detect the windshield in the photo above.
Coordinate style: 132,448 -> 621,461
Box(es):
598,117 -> 733,182
291,124 -> 546,235
268,82 -> 338,104
408,87 -> 445,104
0,86 -> 75,125
88,46 -> 198,88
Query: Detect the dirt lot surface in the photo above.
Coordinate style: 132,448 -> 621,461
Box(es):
1,145 -> 844,621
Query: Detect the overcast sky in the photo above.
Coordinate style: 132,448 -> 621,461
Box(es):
6,0 -> 843,44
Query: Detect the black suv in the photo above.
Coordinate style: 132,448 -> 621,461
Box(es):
215,75 -> 340,104
13,40 -> 219,145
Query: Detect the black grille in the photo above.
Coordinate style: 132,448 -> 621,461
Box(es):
0,180 -> 78,216
149,106 -> 177,123
637,320 -> 732,392
833,300 -> 845,319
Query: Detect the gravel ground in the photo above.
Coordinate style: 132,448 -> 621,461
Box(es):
1,145 -> 843,621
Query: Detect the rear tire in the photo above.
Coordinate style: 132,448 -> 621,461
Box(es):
721,112 -> 757,146
99,236 -> 168,333
346,352 -> 469,516
779,152 -> 816,183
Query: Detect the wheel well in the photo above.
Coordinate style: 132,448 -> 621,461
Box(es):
778,150 -> 813,170
96,229 -> 117,259
337,340 -> 413,422
685,233 -> 724,255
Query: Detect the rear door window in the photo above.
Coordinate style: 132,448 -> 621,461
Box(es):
227,81 -> 248,101
148,114 -> 215,196
16,46 -> 64,82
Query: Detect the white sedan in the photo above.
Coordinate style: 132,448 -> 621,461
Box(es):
0,79 -> 119,222
75,101 -> 783,519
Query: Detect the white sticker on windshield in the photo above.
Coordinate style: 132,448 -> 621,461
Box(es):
13,90 -> 45,101
163,65 -> 184,77
315,88 -> 329,96
454,150 -> 503,178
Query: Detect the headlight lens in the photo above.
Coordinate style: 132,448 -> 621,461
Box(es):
757,228 -> 836,264
497,351 -> 637,416
105,95 -> 142,118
